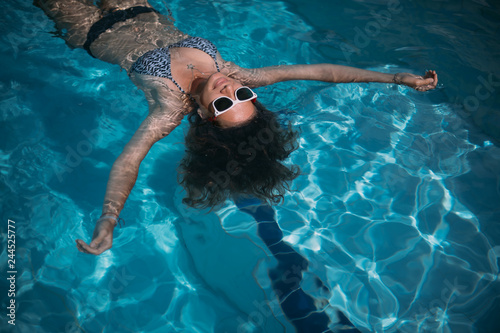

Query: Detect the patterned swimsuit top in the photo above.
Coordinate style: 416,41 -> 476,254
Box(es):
130,36 -> 221,94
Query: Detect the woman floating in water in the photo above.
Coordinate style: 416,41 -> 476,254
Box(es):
36,0 -> 437,255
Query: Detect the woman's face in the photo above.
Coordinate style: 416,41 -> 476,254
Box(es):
196,73 -> 257,127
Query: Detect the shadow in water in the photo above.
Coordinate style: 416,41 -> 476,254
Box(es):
235,197 -> 360,333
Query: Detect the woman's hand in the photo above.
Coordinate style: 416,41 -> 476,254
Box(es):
76,217 -> 116,255
394,70 -> 438,91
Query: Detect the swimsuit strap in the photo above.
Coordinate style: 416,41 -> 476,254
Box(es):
83,6 -> 159,58
170,76 -> 187,94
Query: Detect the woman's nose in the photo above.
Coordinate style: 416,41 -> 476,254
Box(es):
222,83 -> 235,98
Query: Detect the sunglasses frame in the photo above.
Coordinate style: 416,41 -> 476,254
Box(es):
211,86 -> 258,118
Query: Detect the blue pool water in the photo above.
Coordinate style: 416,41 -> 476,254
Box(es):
1,0 -> 500,332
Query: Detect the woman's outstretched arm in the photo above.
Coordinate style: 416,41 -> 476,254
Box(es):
262,64 -> 438,91
221,59 -> 438,92
75,108 -> 184,255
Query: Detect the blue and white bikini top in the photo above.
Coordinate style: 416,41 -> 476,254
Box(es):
130,36 -> 221,94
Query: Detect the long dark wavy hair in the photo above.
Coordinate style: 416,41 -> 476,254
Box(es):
178,101 -> 300,209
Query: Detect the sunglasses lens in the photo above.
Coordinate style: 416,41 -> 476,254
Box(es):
236,87 -> 254,101
214,97 -> 233,112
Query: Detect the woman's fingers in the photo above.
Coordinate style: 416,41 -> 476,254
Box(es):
75,237 -> 110,255
76,239 -> 96,254
425,70 -> 438,87
431,70 -> 438,87
421,78 -> 435,89
414,70 -> 438,91
75,218 -> 115,255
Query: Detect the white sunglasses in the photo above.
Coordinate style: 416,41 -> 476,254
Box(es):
211,86 -> 258,118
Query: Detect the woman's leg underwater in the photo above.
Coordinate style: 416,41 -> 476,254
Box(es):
34,0 -> 101,48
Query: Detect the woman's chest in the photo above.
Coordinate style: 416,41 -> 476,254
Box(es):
168,47 -> 219,92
